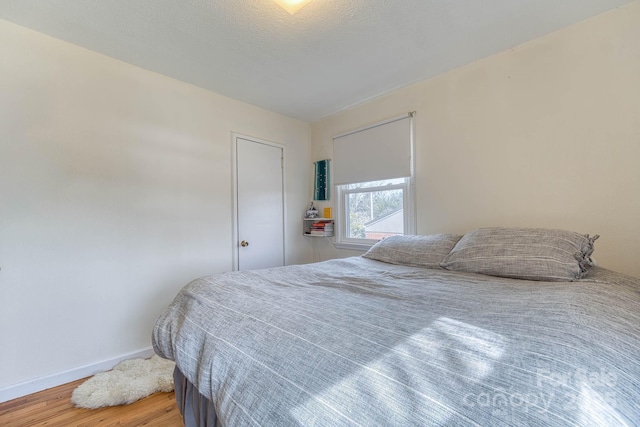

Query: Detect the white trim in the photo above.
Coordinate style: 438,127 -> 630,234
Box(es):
0,347 -> 155,403
335,181 -> 346,244
231,132 -> 287,271
335,177 -> 412,248
333,242 -> 372,251
231,133 -> 239,271
408,112 -> 417,234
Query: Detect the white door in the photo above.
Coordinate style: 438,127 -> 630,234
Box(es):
233,135 -> 285,271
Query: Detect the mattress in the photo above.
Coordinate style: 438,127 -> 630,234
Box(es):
153,256 -> 640,426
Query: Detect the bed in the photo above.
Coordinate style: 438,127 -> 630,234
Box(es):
152,228 -> 640,426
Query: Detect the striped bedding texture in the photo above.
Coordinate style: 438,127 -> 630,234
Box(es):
152,257 -> 640,426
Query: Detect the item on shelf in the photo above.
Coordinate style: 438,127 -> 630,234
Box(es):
309,220 -> 334,236
305,202 -> 319,218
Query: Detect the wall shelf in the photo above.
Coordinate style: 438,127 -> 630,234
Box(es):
303,218 -> 334,237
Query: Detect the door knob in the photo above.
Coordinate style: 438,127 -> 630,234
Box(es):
240,240 -> 249,247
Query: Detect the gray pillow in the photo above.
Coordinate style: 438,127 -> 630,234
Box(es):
440,227 -> 599,281
363,234 -> 462,269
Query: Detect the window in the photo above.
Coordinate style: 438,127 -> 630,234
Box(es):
336,178 -> 413,248
332,114 -> 415,250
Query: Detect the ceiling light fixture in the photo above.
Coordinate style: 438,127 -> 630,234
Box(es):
272,0 -> 313,15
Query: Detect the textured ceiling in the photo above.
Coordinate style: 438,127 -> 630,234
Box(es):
0,0 -> 634,121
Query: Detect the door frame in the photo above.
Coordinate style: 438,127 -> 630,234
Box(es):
231,132 -> 286,271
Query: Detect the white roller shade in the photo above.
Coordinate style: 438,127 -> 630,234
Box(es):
333,114 -> 412,185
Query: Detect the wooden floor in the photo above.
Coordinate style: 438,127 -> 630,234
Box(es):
0,378 -> 183,426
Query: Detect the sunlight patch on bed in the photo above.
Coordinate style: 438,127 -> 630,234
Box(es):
576,382 -> 625,426
290,318 -> 506,424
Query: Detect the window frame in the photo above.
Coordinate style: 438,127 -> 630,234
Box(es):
334,177 -> 415,251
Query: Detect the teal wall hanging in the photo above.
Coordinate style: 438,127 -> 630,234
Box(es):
314,159 -> 330,201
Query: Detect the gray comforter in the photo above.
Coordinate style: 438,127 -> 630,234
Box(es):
153,257 -> 640,426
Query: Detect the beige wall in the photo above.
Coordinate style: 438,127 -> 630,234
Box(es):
311,2 -> 640,278
0,19 -> 311,397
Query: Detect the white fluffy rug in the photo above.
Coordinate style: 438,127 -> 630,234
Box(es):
71,355 -> 175,409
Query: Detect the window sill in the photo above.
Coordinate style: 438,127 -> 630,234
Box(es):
333,242 -> 373,252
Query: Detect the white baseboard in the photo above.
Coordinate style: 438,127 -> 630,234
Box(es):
0,347 -> 155,404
